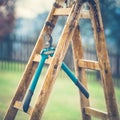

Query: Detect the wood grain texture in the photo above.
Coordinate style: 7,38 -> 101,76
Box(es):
78,59 -> 100,70
53,8 -> 90,18
72,25 -> 91,120
4,1 -> 61,119
89,0 -> 120,119
14,101 -> 33,115
4,0 -> 120,120
30,1 -> 84,120
33,54 -> 52,64
85,107 -> 108,119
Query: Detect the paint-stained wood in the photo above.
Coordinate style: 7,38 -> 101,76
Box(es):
30,1 -> 83,120
4,1 -> 62,119
72,26 -> 91,120
89,0 -> 120,119
4,0 -> 120,120
53,8 -> 71,15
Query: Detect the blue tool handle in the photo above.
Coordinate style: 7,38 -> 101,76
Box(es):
29,55 -> 47,91
23,90 -> 33,112
61,62 -> 89,98
75,80 -> 89,98
23,54 -> 47,112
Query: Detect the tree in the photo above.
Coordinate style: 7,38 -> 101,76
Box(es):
0,0 -> 15,40
100,0 -> 120,52
0,0 -> 15,60
0,0 -> 8,6
100,0 -> 120,78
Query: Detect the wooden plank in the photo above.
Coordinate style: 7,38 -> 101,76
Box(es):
80,10 -> 90,19
33,54 -> 52,64
89,0 -> 120,119
53,8 -> 71,16
30,1 -> 84,120
53,8 -> 90,18
85,107 -> 108,119
33,54 -> 40,62
3,1 -> 61,119
78,59 -> 100,70
33,55 -> 100,71
72,26 -> 91,120
14,101 -> 33,115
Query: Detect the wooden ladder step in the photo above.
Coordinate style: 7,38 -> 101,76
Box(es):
78,59 -> 100,70
84,107 -> 108,119
53,8 -> 90,18
33,54 -> 52,64
33,55 -> 100,70
14,101 -> 33,115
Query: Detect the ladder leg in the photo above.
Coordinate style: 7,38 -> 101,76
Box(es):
89,0 -> 120,119
30,1 -> 84,120
72,25 -> 91,120
4,0 -> 119,120
4,2 -> 60,120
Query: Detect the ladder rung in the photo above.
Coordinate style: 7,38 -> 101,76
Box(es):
84,107 -> 108,119
78,59 -> 100,70
53,8 -> 71,16
14,101 -> 33,115
33,54 -> 52,64
53,8 -> 90,18
33,55 -> 100,71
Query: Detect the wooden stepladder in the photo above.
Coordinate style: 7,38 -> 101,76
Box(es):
4,0 -> 120,120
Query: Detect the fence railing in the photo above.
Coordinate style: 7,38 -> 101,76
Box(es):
0,35 -> 120,81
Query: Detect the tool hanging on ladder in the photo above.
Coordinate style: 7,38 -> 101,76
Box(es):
23,33 -> 55,112
4,1 -> 120,119
23,33 -> 89,112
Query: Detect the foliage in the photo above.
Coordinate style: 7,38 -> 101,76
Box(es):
0,0 -> 8,6
0,0 -> 15,40
100,0 -> 120,52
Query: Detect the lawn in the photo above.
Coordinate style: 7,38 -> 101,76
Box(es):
0,69 -> 120,120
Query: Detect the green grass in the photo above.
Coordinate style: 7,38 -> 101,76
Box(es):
0,69 -> 120,120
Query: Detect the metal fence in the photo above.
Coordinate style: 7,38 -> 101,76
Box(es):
0,35 -> 120,81
0,35 -> 36,71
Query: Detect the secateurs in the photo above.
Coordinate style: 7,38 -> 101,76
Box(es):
23,33 -> 89,112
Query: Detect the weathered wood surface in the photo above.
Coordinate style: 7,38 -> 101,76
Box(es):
4,1 -> 61,119
4,0 -> 120,120
29,1 -> 84,120
89,0 -> 120,119
72,25 -> 91,120
85,107 -> 108,119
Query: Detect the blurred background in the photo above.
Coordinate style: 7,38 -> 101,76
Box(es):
0,0 -> 120,120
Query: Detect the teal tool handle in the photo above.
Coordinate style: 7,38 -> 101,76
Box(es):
61,62 -> 89,98
29,55 -> 47,91
23,90 -> 33,112
23,54 -> 47,112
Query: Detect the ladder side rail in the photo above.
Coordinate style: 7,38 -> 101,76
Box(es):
4,1 -> 61,119
89,0 -> 120,119
72,25 -> 91,120
29,1 -> 84,120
